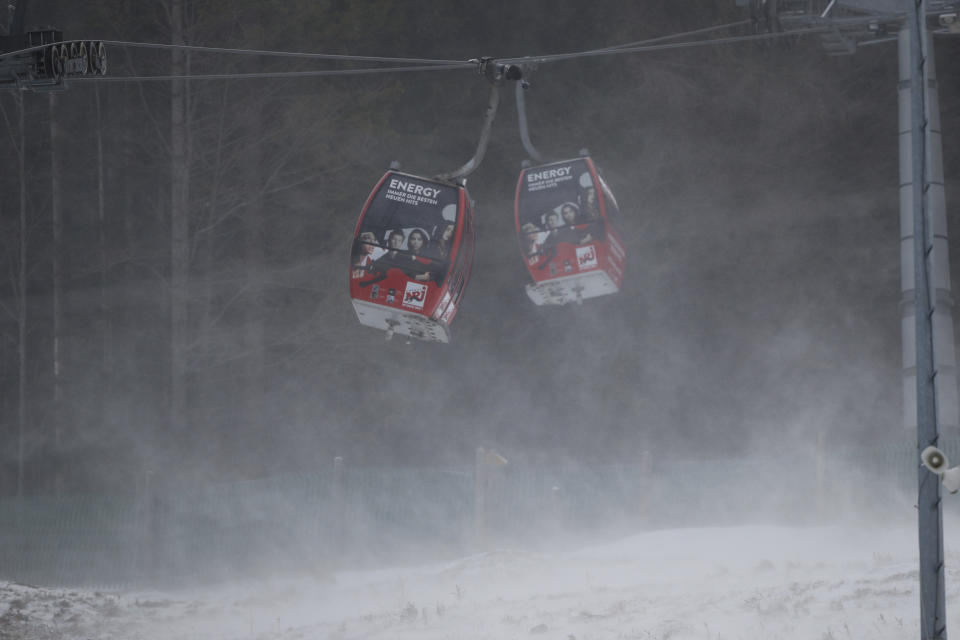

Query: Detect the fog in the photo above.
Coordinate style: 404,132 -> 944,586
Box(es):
0,2 -> 959,636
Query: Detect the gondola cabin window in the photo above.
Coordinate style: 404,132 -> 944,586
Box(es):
514,157 -> 626,306
350,171 -> 474,343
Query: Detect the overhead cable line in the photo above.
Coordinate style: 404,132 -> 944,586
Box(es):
499,18 -> 904,66
502,29 -> 825,65
71,63 -> 471,83
596,19 -> 755,51
71,28 -> 834,84
39,13 -> 917,85
97,39 -> 466,66
1,39 -> 468,66
1,6 -> 946,83
857,36 -> 900,47
509,19 -> 755,73
96,11 -> 921,67
25,20 -> 754,64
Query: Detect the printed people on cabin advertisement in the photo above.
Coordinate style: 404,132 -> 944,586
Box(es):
351,174 -> 460,304
517,160 -> 603,270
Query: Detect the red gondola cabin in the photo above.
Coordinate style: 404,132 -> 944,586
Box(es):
350,170 -> 475,342
515,157 -> 625,305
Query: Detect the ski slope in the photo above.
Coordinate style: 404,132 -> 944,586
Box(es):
2,519 -> 959,639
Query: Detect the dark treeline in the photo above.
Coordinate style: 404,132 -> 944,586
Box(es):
0,1 -> 958,496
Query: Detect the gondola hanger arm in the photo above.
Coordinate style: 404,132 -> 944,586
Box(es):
514,63 -> 546,165
434,57 -> 524,183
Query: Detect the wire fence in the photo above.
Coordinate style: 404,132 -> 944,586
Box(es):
0,439 -> 949,590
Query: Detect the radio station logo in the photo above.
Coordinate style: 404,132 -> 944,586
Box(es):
576,245 -> 598,269
402,282 -> 428,310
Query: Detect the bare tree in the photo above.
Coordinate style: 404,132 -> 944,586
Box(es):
10,94 -> 27,497
48,93 -> 64,495
94,85 -> 111,470
169,0 -> 190,438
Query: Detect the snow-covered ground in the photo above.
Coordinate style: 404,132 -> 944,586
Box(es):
3,520 -> 958,639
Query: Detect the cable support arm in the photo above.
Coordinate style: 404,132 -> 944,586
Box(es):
434,58 -> 520,182
514,69 -> 544,164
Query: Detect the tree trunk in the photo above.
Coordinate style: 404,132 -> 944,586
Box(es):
95,85 -> 111,455
170,0 -> 190,445
241,38 -> 267,473
17,93 -> 27,497
8,0 -> 27,35
49,93 -> 64,496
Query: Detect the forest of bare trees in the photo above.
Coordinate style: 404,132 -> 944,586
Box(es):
1,1 -> 958,498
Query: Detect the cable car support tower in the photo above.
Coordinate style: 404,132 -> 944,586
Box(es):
744,1 -> 959,638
